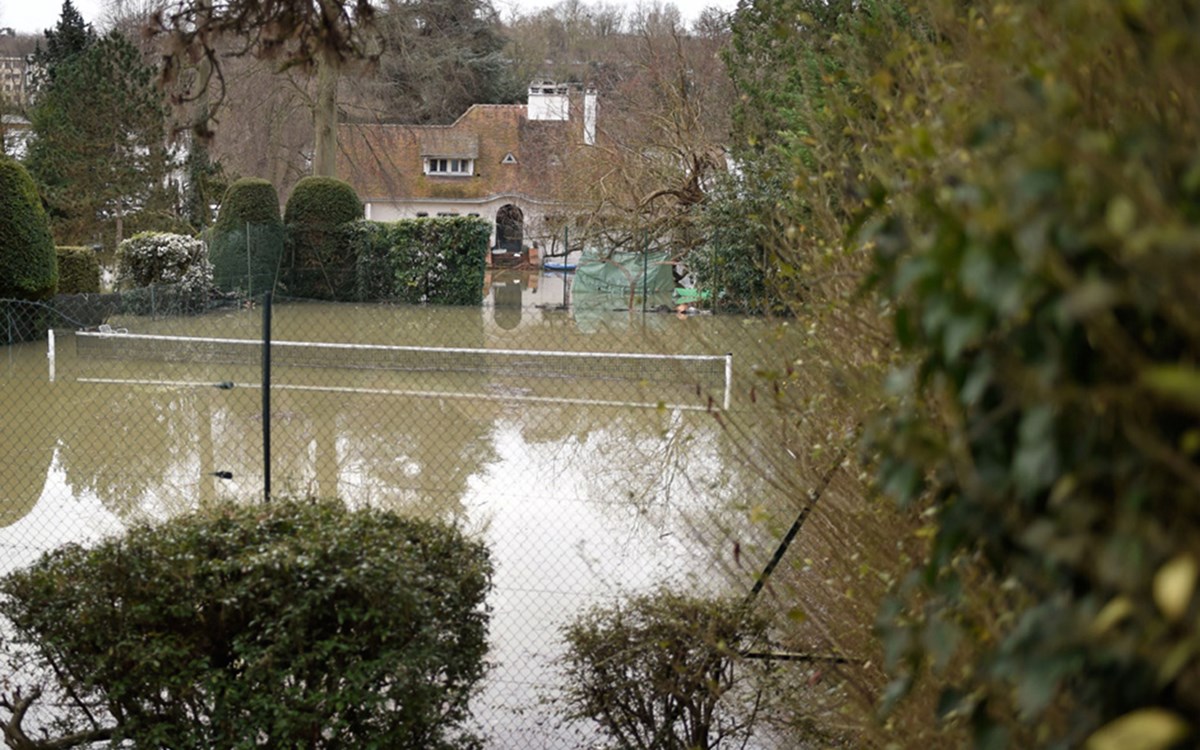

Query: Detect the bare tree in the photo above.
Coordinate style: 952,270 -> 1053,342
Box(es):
147,0 -> 382,176
560,9 -> 735,258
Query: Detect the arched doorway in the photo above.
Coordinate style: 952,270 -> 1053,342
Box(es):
495,204 -> 524,254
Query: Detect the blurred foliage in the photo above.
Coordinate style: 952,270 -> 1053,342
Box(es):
844,0 -> 1200,746
0,498 -> 493,749
54,246 -> 100,294
559,589 -> 771,750
181,137 -> 230,233
691,168 -> 788,314
723,0 -> 1200,746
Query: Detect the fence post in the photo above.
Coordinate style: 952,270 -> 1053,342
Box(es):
246,221 -> 253,299
262,290 -> 272,503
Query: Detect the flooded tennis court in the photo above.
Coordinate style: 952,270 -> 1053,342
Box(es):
1,279 -> 835,747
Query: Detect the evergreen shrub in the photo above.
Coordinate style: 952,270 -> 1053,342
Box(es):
282,176 -> 364,300
0,158 -> 57,301
208,178 -> 283,295
355,217 -> 488,305
54,246 -> 100,294
0,498 -> 494,749
115,232 -> 212,314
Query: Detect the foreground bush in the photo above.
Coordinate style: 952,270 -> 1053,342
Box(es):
853,0 -> 1200,746
0,498 -> 494,749
559,589 -> 770,750
0,158 -> 57,301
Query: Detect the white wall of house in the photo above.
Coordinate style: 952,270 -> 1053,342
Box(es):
362,196 -> 560,249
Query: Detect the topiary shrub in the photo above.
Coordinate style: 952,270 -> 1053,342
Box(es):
0,158 -> 57,302
0,498 -> 494,749
115,232 -> 212,314
284,176 -> 364,227
54,246 -> 101,294
559,589 -> 771,750
282,176 -> 364,300
355,217 -> 488,305
208,177 -> 284,295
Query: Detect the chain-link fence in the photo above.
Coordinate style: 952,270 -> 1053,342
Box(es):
2,276 -> 891,748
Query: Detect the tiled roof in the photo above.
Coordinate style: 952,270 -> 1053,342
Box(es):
338,104 -> 576,204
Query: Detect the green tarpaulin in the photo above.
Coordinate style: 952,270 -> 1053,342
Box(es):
571,249 -> 674,296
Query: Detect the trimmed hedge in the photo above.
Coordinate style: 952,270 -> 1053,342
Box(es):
208,178 -> 284,295
0,498 -> 494,749
281,177 -> 363,300
284,176 -> 363,226
55,246 -> 101,294
354,217 -> 489,305
0,158 -> 57,301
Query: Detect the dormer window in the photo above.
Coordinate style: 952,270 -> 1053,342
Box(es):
425,157 -> 473,176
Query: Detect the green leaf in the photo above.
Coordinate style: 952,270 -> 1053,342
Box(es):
1085,708 -> 1191,750
1142,366 -> 1200,412
1153,555 -> 1197,623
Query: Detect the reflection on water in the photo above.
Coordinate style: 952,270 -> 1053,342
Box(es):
1,292 -> 810,748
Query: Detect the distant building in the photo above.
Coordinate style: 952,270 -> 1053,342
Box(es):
0,55 -> 29,107
338,81 -> 599,265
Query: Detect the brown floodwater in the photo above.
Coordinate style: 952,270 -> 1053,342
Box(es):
1,275 -> 841,747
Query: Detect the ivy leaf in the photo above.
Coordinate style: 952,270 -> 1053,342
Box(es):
1085,708 -> 1191,750
1153,555 -> 1197,623
1142,366 -> 1200,413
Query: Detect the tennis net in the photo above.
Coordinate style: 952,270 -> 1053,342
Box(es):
74,330 -> 732,403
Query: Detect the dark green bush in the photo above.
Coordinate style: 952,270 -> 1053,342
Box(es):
355,217 -> 488,305
208,177 -> 284,295
54,246 -> 100,294
284,176 -> 364,227
559,589 -> 771,750
281,177 -> 364,300
0,498 -> 493,749
0,158 -> 57,301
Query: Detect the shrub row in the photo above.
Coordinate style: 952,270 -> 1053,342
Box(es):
206,177 -> 487,304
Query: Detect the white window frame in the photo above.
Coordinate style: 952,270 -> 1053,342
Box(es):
425,157 -> 473,177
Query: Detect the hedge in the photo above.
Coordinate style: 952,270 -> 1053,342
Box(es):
354,217 -> 489,305
208,178 -> 284,295
281,177 -> 363,299
55,246 -> 101,294
0,158 -> 57,301
115,232 -> 213,315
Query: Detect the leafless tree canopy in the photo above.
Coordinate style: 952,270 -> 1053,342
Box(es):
148,0 -> 382,135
